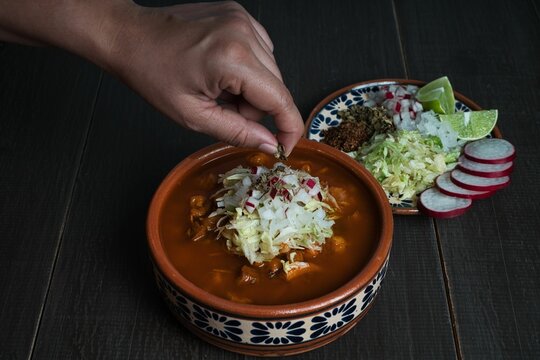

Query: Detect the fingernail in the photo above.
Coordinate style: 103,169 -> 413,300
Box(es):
258,143 -> 277,154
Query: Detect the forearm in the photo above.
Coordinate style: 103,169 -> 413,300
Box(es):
0,1 -> 304,153
0,0 -> 138,70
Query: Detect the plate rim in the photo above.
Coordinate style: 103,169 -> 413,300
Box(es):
304,78 -> 502,215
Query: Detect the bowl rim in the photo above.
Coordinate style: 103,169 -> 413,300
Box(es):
146,138 -> 393,318
304,78 -> 502,216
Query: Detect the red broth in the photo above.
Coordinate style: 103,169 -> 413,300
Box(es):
160,150 -> 380,305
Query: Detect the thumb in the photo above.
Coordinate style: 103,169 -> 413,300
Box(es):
186,99 -> 279,153
226,65 -> 304,156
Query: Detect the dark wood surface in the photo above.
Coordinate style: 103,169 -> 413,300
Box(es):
1,0 -> 538,359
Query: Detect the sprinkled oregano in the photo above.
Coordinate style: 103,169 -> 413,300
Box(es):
274,143 -> 288,161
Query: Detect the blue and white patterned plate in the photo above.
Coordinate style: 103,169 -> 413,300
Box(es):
305,79 -> 494,215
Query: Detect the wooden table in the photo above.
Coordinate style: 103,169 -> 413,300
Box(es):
1,0 -> 539,358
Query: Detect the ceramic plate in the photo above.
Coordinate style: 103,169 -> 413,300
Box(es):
305,79 -> 502,215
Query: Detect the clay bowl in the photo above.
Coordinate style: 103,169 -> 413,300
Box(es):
147,138 -> 393,356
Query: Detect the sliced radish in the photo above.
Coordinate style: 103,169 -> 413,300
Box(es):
436,172 -> 493,199
464,138 -> 516,164
450,169 -> 510,191
457,155 -> 514,178
418,187 -> 472,218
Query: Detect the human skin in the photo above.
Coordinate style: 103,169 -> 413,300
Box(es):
0,1 -> 304,155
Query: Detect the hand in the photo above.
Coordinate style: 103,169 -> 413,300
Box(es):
0,1 -> 304,155
106,2 -> 304,155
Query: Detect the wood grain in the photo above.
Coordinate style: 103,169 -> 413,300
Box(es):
29,69 -> 218,359
396,0 -> 540,357
0,46 -> 101,359
27,1 -> 458,359
4,0 -> 538,359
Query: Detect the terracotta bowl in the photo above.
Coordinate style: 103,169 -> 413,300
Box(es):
147,138 -> 393,356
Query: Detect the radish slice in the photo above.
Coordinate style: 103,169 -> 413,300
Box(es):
450,169 -> 510,191
464,138 -> 516,164
436,172 -> 493,199
457,155 -> 514,178
418,188 -> 472,218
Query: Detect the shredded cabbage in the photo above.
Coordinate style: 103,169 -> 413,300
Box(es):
355,130 -> 459,204
210,163 -> 335,264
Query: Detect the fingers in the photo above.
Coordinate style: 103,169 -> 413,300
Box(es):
245,14 -> 274,52
243,13 -> 274,58
232,66 -> 304,155
225,6 -> 283,82
167,2 -> 274,54
163,2 -> 282,81
210,2 -> 282,81
189,98 -> 278,153
215,46 -> 303,155
219,97 -> 266,123
220,1 -> 275,54
248,28 -> 281,81
246,44 -> 283,83
238,8 -> 282,81
221,8 -> 295,150
155,2 -> 302,154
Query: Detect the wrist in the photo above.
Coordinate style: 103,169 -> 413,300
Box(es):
0,0 -> 142,71
57,1 -> 141,72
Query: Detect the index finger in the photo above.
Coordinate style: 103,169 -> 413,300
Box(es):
233,66 -> 304,155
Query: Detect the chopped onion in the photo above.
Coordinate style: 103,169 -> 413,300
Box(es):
210,163 -> 335,264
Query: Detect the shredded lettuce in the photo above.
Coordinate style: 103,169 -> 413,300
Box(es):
356,130 -> 459,204
210,163 -> 335,264
281,252 -> 309,275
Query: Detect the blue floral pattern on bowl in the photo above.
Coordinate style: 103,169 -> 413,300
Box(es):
307,81 -> 472,210
310,298 -> 356,338
250,321 -> 306,344
153,254 -> 390,346
310,114 -> 340,135
192,304 -> 243,342
155,271 -> 191,321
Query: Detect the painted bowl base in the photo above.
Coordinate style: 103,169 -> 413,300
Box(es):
168,300 -> 377,357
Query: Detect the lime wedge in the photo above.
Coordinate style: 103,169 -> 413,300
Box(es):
440,110 -> 498,140
416,76 -> 456,114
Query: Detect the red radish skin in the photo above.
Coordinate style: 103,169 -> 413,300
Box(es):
451,169 -> 510,191
464,138 -> 516,164
436,172 -> 493,199
457,155 -> 514,178
418,188 -> 472,218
